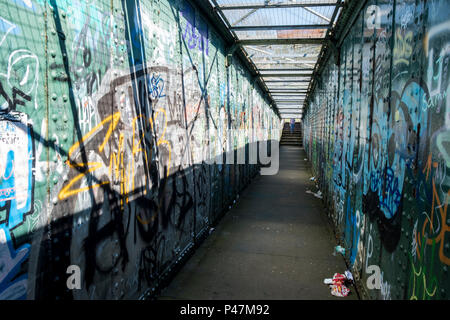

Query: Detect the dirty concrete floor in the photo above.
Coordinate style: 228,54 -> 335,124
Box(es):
159,146 -> 358,300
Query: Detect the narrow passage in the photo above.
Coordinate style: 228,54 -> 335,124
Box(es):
160,146 -> 358,300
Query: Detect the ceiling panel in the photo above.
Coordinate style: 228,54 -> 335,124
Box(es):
210,0 -> 343,116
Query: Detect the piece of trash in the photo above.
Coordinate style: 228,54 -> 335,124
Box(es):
330,284 -> 350,297
304,158 -> 308,161
334,245 -> 346,255
209,227 -> 215,234
345,270 -> 354,283
306,189 -> 323,199
323,272 -> 352,297
331,273 -> 346,284
309,176 -> 315,181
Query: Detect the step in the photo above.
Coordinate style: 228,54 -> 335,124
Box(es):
281,137 -> 302,140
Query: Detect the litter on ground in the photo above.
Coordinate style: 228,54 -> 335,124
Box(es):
305,189 -> 323,199
323,271 -> 354,297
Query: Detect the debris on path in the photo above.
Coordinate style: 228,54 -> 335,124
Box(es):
323,271 -> 354,297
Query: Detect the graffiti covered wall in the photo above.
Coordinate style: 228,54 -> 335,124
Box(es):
303,0 -> 450,299
0,0 -> 280,299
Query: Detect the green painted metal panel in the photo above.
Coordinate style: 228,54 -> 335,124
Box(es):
0,0 -> 281,299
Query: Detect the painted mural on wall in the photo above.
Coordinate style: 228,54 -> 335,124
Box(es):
303,0 -> 450,300
0,0 -> 280,299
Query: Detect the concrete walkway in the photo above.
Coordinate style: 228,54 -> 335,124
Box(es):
159,146 -> 358,300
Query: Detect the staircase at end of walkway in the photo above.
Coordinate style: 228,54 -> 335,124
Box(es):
280,122 -> 303,146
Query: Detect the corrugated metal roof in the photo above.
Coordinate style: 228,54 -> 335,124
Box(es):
209,0 -> 342,118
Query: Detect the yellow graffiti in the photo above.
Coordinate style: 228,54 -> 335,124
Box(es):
149,108 -> 171,178
417,154 -> 450,266
410,260 -> 438,300
410,233 -> 439,300
58,112 -> 121,200
59,108 -> 172,204
393,28 -> 413,66
136,209 -> 158,225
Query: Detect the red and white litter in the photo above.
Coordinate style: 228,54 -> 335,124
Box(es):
323,270 -> 354,297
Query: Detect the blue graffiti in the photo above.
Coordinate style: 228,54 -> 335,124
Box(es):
0,226 -> 30,300
181,1 -> 209,55
344,196 -> 360,266
369,167 -> 402,219
148,74 -> 165,99
0,128 -> 34,229
0,118 -> 34,300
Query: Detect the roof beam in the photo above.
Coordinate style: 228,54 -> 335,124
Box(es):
230,24 -> 329,31
258,68 -> 315,72
279,112 -> 303,114
269,88 -> 308,94
271,93 -> 306,99
236,38 -> 325,46
275,100 -> 304,102
277,102 -> 304,104
302,6 -> 331,23
265,80 -> 310,83
270,89 -> 308,92
274,99 -> 305,101
260,73 -> 312,77
218,3 -> 341,10
252,59 -> 318,64
271,92 -> 306,94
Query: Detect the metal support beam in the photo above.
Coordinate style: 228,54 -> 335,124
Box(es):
275,101 -> 304,103
270,90 -> 308,92
265,80 -> 310,83
272,93 -> 306,96
236,38 -> 325,46
218,3 -> 343,10
270,89 -> 306,94
303,6 -> 331,23
260,73 -> 312,78
225,43 -> 239,67
231,24 -> 329,31
326,39 -> 340,66
258,68 -> 315,72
